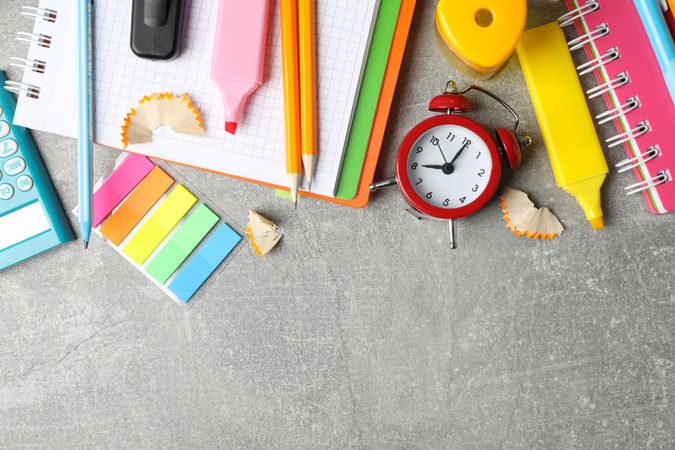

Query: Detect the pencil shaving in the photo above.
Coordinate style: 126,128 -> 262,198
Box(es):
500,187 -> 564,240
245,211 -> 282,256
121,93 -> 205,148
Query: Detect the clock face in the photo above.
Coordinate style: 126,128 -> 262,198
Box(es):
405,124 -> 494,210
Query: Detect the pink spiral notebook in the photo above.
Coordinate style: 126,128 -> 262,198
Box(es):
562,0 -> 675,214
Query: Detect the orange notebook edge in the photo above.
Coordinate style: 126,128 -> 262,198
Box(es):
110,0 -> 416,208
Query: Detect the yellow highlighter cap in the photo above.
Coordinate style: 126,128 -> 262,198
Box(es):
435,0 -> 527,76
589,217 -> 605,230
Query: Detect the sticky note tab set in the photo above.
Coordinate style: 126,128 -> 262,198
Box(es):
85,153 -> 242,304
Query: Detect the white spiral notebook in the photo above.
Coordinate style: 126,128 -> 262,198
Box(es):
9,0 -> 379,197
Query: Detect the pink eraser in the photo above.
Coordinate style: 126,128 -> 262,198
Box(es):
93,154 -> 155,227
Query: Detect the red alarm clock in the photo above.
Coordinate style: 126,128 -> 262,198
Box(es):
370,81 -> 531,249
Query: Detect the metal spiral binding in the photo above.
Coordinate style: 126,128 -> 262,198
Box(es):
577,48 -> 620,76
624,171 -> 670,195
558,0 -> 599,28
595,97 -> 639,124
4,81 -> 40,99
21,6 -> 57,23
616,146 -> 660,173
9,57 -> 47,75
568,23 -> 609,51
606,121 -> 650,148
15,32 -> 52,48
586,72 -> 629,99
7,6 -> 60,101
558,3 -> 669,195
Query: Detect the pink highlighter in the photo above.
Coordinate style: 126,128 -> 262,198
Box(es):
211,0 -> 271,134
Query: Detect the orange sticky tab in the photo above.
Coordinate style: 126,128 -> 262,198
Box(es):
100,166 -> 174,246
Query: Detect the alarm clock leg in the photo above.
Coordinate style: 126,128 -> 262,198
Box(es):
448,219 -> 457,249
405,208 -> 425,220
369,177 -> 397,192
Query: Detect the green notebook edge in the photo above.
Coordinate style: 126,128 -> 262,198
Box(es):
336,0 -> 402,200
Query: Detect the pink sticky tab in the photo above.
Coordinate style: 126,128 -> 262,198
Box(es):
93,154 -> 155,227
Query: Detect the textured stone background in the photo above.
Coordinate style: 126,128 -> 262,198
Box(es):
1,0 -> 673,448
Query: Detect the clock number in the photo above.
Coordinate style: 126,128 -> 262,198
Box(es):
460,196 -> 466,204
430,136 -> 440,146
443,198 -> 450,207
415,177 -> 423,185
475,151 -> 481,159
472,184 -> 479,192
426,192 -> 433,199
411,162 -> 418,170
462,137 -> 472,146
477,168 -> 485,177
446,132 -> 455,142
416,146 -> 423,154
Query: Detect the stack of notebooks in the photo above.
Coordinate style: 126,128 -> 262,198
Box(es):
11,0 -> 417,207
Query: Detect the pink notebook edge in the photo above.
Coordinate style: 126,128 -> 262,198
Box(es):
565,0 -> 674,215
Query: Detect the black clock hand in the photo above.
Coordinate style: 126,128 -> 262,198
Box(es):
423,163 -> 454,175
435,142 -> 449,163
449,142 -> 470,165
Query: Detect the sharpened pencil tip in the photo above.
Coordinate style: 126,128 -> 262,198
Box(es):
302,155 -> 316,190
288,173 -> 301,210
83,240 -> 89,250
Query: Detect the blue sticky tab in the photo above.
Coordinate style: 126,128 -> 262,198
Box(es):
167,223 -> 241,302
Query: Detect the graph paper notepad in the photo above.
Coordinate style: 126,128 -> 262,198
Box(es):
11,0 -> 380,197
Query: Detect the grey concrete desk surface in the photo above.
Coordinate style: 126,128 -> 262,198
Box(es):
0,1 -> 673,448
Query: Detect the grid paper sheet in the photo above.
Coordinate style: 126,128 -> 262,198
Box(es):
14,0 -> 379,197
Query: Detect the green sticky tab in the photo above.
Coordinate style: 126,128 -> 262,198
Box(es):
276,189 -> 293,201
123,184 -> 197,265
146,204 -> 219,284
336,0 -> 401,200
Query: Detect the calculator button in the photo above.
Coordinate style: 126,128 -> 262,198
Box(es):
16,175 -> 33,192
0,121 -> 9,139
0,105 -> 3,116
0,139 -> 18,158
0,183 -> 14,200
3,157 -> 26,176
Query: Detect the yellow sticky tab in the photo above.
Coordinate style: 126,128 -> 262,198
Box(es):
516,23 -> 608,229
436,0 -> 527,78
123,184 -> 197,265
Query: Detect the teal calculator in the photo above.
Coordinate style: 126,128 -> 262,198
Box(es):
0,71 -> 73,271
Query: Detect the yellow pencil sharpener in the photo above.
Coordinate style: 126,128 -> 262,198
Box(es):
435,0 -> 527,80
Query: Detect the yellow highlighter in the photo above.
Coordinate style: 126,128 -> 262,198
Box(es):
517,23 -> 608,229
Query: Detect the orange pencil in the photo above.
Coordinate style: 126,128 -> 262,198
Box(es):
668,0 -> 675,24
299,0 -> 317,187
280,0 -> 303,206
